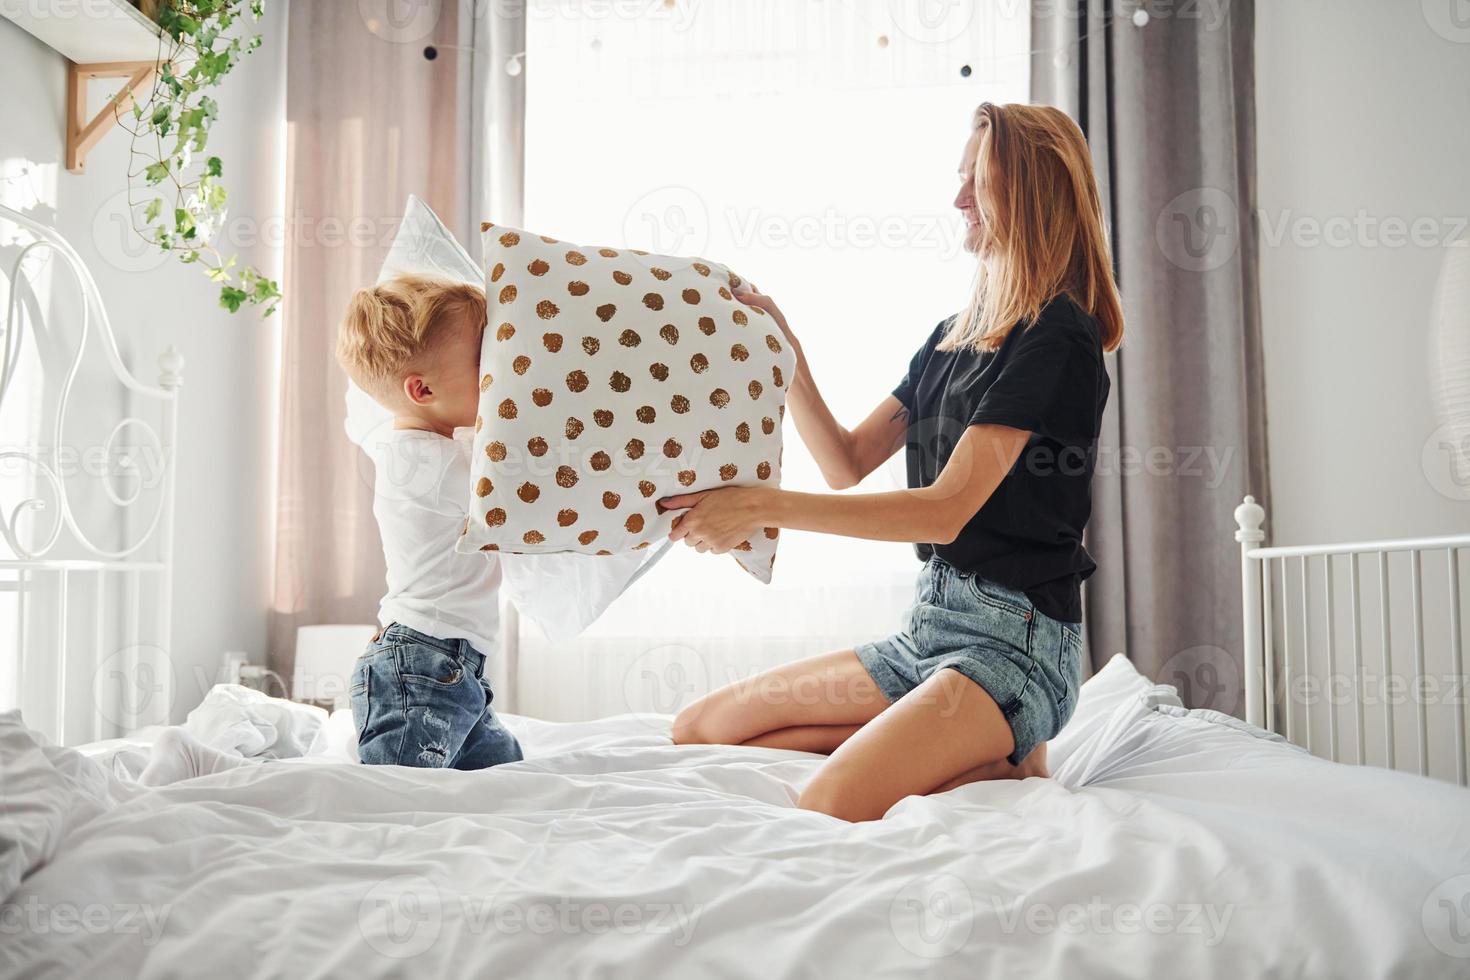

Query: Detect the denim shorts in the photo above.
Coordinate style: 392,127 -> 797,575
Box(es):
855,558 -> 1083,765
350,623 -> 523,770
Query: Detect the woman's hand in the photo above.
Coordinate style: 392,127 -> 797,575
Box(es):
733,288 -> 803,366
659,487 -> 773,554
730,286 -> 905,491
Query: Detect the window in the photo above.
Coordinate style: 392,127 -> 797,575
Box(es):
519,0 -> 1029,718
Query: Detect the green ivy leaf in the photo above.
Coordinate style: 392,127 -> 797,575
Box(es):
126,0 -> 278,317
253,277 -> 281,303
174,208 -> 196,240
219,286 -> 247,313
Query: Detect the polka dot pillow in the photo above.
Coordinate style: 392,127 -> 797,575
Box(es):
457,222 -> 796,582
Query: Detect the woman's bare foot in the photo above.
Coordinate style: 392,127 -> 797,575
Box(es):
930,741 -> 1048,794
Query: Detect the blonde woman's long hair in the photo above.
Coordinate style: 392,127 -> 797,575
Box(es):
943,102 -> 1124,354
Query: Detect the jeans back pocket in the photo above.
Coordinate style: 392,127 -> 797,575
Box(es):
398,646 -> 466,687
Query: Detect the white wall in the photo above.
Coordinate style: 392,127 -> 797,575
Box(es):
1255,2 -> 1470,780
1256,1 -> 1470,544
0,9 -> 286,726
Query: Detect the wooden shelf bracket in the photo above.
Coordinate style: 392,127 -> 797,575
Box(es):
65,60 -> 158,174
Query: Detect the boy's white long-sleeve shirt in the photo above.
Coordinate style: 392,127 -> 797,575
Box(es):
366,428 -> 501,655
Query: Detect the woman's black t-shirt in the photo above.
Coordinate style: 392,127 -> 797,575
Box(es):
892,295 -> 1109,624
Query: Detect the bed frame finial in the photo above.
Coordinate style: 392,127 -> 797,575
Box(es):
158,345 -> 185,391
1236,494 -> 1268,730
1234,495 -> 1265,544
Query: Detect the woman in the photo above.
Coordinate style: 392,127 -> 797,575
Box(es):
659,102 -> 1124,822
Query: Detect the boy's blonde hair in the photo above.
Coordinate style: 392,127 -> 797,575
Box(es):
337,274 -> 487,402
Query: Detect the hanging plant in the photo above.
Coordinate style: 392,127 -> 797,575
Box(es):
119,0 -> 280,315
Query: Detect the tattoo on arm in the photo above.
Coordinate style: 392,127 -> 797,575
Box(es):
889,405 -> 909,424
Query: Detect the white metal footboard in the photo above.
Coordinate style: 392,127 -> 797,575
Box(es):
1236,496 -> 1469,785
0,203 -> 181,745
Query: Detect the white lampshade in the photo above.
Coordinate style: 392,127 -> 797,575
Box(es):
293,624 -> 377,707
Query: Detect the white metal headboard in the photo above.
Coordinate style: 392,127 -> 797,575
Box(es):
0,202 -> 181,745
1236,495 -> 1469,785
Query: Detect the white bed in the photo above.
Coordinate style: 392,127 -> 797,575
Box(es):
5,196 -> 1470,980
4,654 -> 1469,979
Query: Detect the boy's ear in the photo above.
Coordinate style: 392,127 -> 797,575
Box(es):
402,374 -> 433,405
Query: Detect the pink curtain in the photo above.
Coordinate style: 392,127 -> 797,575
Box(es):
269,0 -> 469,681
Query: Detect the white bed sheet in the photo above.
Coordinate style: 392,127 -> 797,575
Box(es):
4,660 -> 1469,979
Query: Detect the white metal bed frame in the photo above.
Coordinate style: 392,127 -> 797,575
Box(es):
1237,495 -> 1470,786
0,202 -> 181,745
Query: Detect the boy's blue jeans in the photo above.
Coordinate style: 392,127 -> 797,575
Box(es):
349,623 -> 523,770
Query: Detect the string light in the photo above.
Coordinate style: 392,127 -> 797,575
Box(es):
420,42 -> 479,61
850,4 -> 1154,76
481,6 -> 1151,77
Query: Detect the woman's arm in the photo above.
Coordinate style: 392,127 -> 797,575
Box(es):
661,424 -> 1032,553
736,290 -> 906,490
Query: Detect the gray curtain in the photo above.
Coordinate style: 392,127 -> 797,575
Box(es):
1032,0 -> 1270,715
269,1 -> 523,685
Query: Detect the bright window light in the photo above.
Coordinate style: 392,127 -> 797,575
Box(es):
522,1 -> 1029,649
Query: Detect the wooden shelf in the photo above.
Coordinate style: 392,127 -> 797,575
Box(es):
2,0 -> 163,63
2,0 -> 167,173
65,60 -> 157,173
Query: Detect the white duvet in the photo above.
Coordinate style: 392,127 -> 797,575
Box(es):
3,657 -> 1469,979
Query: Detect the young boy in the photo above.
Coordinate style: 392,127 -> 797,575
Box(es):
336,274 -> 523,770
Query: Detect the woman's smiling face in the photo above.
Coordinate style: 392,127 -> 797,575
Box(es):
954,129 -> 985,254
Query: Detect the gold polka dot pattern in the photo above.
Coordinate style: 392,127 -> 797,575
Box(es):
462,223 -> 794,582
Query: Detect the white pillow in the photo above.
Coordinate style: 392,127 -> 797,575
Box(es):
1049,654 -> 1184,773
1049,654 -> 1150,769
342,196 -> 661,639
459,222 -> 796,583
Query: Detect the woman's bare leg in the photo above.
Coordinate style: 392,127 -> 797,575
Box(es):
930,742 -> 1048,793
741,724 -> 864,754
672,650 -> 888,747
796,668 -> 1025,822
